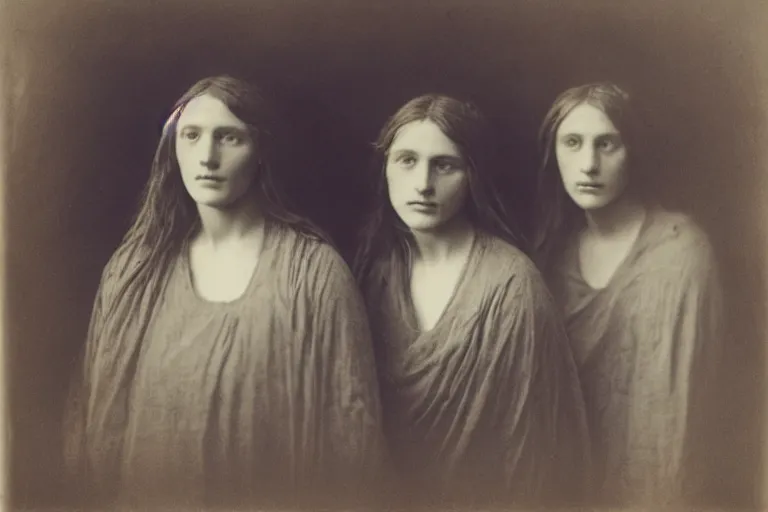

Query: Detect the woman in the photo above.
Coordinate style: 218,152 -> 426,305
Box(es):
354,94 -> 591,508
63,75 -> 386,510
534,82 -> 724,507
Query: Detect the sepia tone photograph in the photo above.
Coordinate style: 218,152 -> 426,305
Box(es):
2,0 -> 768,510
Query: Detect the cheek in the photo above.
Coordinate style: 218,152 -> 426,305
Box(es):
175,142 -> 191,166
555,150 -> 577,182
441,175 -> 470,208
228,151 -> 256,181
605,152 -> 629,186
384,166 -> 404,201
175,145 -> 197,182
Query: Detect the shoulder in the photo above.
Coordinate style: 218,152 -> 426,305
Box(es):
282,227 -> 349,273
276,225 -> 357,292
96,241 -> 149,297
628,208 -> 722,299
643,207 -> 717,273
474,236 -> 563,341
650,208 -> 711,247
480,234 -> 548,286
101,243 -> 137,279
478,234 -> 555,303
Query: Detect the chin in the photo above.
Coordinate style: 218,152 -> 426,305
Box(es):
570,195 -> 613,211
192,189 -> 252,209
404,218 -> 451,233
400,218 -> 438,232
191,195 -> 238,209
579,202 -> 610,211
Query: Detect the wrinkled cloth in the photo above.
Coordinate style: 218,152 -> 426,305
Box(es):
362,232 -> 591,508
548,207 -> 724,506
64,221 -> 387,510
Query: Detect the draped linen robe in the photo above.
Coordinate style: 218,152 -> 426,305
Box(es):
363,232 -> 591,508
548,207 -> 724,506
64,221 -> 387,510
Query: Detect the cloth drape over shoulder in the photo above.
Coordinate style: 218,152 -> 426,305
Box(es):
363,232 -> 591,508
63,221 -> 387,510
548,206 -> 724,507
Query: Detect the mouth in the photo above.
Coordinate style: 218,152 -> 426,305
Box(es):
407,201 -> 439,212
576,182 -> 603,191
196,175 -> 225,182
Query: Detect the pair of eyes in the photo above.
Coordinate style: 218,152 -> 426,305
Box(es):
391,154 -> 464,173
559,135 -> 623,153
178,129 -> 247,146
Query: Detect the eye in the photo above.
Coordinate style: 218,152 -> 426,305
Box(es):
220,133 -> 244,146
434,161 -> 458,173
597,137 -> 620,152
562,136 -> 580,149
396,155 -> 417,168
180,129 -> 199,141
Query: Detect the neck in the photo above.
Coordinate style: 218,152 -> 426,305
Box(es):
410,216 -> 475,264
583,194 -> 646,239
196,194 -> 265,248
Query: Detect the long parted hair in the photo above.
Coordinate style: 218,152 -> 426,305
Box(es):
533,82 -> 641,275
353,94 -> 526,286
109,75 -> 328,311
73,76 -> 330,493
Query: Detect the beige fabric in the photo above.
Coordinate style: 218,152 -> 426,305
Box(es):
549,206 -> 724,506
363,232 -> 591,508
64,221 -> 387,509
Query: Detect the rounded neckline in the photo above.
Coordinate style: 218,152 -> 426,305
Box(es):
182,220 -> 274,307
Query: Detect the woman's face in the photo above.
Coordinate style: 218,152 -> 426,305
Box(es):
554,102 -> 629,211
385,120 -> 470,233
175,93 -> 256,209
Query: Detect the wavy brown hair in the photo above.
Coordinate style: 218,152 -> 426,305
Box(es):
353,94 -> 525,285
533,82 -> 641,274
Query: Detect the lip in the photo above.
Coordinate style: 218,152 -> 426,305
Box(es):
196,175 -> 225,182
407,201 -> 438,212
576,182 -> 604,192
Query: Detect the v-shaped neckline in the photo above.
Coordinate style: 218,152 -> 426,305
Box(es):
402,231 -> 480,335
574,207 -> 652,292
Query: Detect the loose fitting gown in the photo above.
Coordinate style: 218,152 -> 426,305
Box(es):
548,206 -> 724,506
64,221 -> 386,509
362,231 -> 591,508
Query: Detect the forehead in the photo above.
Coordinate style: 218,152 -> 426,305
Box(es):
389,120 -> 461,157
557,102 -> 620,136
177,93 -> 246,128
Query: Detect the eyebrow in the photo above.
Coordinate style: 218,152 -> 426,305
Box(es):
559,130 -> 621,138
389,148 -> 463,160
178,124 -> 249,132
431,155 -> 465,164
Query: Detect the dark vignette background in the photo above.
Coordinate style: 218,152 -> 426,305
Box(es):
3,0 -> 767,509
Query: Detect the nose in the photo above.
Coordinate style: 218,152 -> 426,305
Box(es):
199,135 -> 220,171
579,147 -> 599,176
413,162 -> 435,196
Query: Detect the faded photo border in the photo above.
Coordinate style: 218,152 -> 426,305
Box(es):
3,1 -> 768,511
